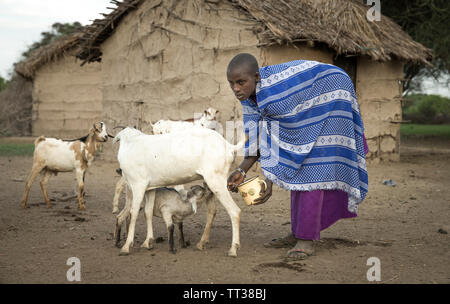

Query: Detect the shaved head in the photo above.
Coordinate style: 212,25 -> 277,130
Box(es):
226,53 -> 260,102
227,53 -> 259,75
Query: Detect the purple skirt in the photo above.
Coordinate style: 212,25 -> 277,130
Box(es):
289,135 -> 368,240
290,190 -> 356,240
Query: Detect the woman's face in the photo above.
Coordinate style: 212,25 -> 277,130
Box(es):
227,66 -> 260,102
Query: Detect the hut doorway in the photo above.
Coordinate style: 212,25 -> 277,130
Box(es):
333,55 -> 357,92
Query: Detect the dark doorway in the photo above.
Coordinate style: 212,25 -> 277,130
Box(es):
333,55 -> 357,91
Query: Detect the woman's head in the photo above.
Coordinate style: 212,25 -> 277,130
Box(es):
227,53 -> 260,102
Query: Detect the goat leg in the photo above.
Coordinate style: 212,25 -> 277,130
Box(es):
21,162 -> 44,208
39,170 -> 52,208
114,219 -> 122,247
75,169 -> 86,210
177,222 -> 189,248
168,224 -> 176,254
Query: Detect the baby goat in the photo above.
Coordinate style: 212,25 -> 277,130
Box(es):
20,122 -> 109,210
116,183 -> 213,253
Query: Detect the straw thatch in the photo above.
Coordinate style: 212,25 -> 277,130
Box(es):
76,0 -> 143,65
15,32 -> 83,79
231,0 -> 432,63
76,0 -> 431,64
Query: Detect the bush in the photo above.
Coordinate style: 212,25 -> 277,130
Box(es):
0,74 -> 32,136
403,94 -> 450,124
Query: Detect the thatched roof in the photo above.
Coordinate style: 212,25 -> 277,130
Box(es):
76,0 -> 143,65
77,0 -> 430,65
15,32 -> 84,79
232,0 -> 432,63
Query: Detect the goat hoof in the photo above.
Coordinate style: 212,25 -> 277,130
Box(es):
119,251 -> 129,256
227,245 -> 239,257
196,241 -> 208,250
140,243 -> 153,250
112,208 -> 119,214
227,251 -> 238,257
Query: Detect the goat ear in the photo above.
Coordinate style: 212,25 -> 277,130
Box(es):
93,123 -> 102,132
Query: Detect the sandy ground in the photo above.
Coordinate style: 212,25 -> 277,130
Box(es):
0,137 -> 449,284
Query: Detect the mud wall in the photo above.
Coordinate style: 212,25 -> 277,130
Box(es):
356,56 -> 404,161
32,55 -> 102,138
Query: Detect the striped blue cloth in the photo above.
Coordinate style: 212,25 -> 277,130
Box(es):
242,60 -> 368,213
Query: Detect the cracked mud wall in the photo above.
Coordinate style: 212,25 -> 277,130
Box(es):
32,55 -> 102,138
357,56 -> 404,161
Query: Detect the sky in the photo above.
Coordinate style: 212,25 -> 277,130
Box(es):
0,0 -> 448,97
0,0 -> 111,78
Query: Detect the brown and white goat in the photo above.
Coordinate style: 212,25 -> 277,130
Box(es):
20,122 -> 109,210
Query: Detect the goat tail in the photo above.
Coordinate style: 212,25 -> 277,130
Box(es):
230,131 -> 248,153
34,136 -> 46,147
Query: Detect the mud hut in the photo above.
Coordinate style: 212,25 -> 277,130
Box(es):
15,33 -> 103,138
77,0 -> 431,161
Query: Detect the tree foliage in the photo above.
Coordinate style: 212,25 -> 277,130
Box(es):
403,94 -> 450,123
21,22 -> 83,59
0,76 -> 9,92
380,0 -> 450,93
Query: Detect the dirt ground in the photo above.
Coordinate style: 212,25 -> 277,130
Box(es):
0,137 -> 449,284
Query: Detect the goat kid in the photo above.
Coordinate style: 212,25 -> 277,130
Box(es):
21,122 -> 109,210
116,183 -> 213,253
113,126 -> 245,257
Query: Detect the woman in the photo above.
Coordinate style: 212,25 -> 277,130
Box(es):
226,53 -> 369,260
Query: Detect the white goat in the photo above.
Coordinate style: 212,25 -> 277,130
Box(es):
113,126 -> 245,257
20,122 -> 109,210
151,107 -> 219,135
112,107 -> 219,214
116,183 -> 213,254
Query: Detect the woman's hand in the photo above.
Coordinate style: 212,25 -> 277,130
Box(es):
253,179 -> 273,205
227,170 -> 245,192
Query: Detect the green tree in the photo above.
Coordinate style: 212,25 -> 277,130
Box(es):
0,76 -> 9,91
380,0 -> 450,93
21,22 -> 83,59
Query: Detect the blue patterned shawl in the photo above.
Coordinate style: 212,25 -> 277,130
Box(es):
241,60 -> 368,213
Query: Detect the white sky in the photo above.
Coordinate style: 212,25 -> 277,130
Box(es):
0,0 -> 111,78
0,0 -> 448,97
418,75 -> 450,97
